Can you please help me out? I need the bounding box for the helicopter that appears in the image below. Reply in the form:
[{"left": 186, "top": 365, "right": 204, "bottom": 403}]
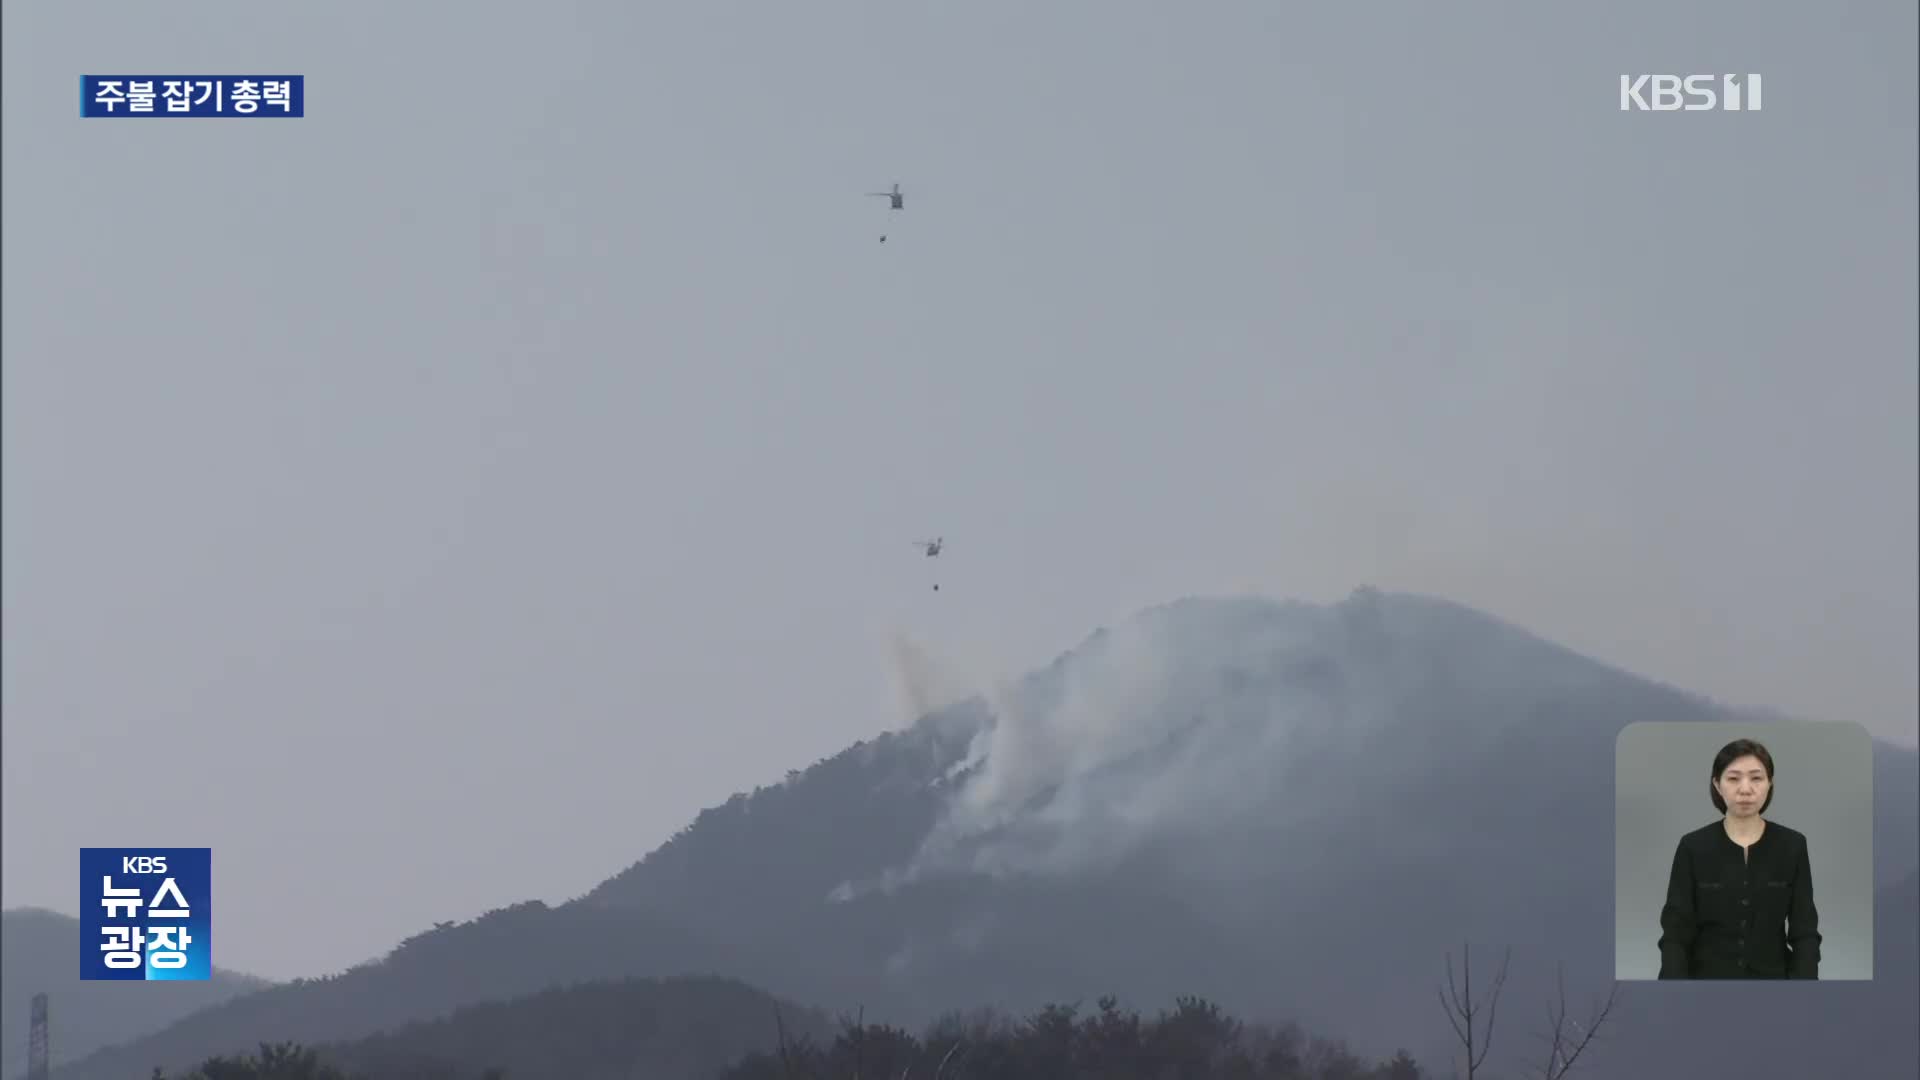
[
  {"left": 868, "top": 183, "right": 904, "bottom": 241},
  {"left": 913, "top": 536, "right": 944, "bottom": 590}
]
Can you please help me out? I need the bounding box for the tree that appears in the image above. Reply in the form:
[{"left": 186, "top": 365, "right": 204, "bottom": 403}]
[
  {"left": 1435, "top": 947, "right": 1622, "bottom": 1080},
  {"left": 1375, "top": 1048, "right": 1424, "bottom": 1080},
  {"left": 731, "top": 993, "right": 1424, "bottom": 1080},
  {"left": 157, "top": 1041, "right": 355, "bottom": 1080},
  {"left": 1531, "top": 964, "right": 1619, "bottom": 1080},
  {"left": 1436, "top": 944, "right": 1510, "bottom": 1080}
]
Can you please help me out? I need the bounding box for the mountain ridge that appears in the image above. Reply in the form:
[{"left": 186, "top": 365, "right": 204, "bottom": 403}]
[
  {"left": 43, "top": 587, "right": 1920, "bottom": 1080},
  {"left": 2, "top": 906, "right": 273, "bottom": 1080}
]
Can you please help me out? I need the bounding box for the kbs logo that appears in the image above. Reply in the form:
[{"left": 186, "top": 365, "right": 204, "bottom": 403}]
[
  {"left": 1619, "top": 74, "right": 1762, "bottom": 111},
  {"left": 80, "top": 848, "right": 212, "bottom": 981}
]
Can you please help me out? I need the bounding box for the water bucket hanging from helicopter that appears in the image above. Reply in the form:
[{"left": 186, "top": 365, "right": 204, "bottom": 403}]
[
  {"left": 867, "top": 182, "right": 904, "bottom": 242},
  {"left": 912, "top": 536, "right": 943, "bottom": 590}
]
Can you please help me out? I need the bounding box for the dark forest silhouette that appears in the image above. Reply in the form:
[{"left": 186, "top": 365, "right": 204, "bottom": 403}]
[
  {"left": 152, "top": 994, "right": 1430, "bottom": 1080},
  {"left": 142, "top": 946, "right": 1627, "bottom": 1080}
]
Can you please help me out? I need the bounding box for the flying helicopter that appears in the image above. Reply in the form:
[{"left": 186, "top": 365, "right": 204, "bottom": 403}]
[
  {"left": 913, "top": 536, "right": 944, "bottom": 590},
  {"left": 868, "top": 183, "right": 904, "bottom": 241}
]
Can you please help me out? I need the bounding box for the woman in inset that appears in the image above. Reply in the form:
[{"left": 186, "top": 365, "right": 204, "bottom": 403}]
[{"left": 1657, "top": 738, "right": 1821, "bottom": 978}]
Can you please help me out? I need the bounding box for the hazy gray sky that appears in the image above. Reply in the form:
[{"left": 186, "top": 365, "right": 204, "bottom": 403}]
[{"left": 4, "top": 0, "right": 1913, "bottom": 981}]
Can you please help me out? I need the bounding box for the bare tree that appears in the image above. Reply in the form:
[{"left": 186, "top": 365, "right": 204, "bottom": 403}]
[
  {"left": 847, "top": 1005, "right": 866, "bottom": 1080},
  {"left": 896, "top": 1038, "right": 963, "bottom": 1080},
  {"left": 1533, "top": 964, "right": 1621, "bottom": 1080},
  {"left": 1437, "top": 943, "right": 1511, "bottom": 1080},
  {"left": 1438, "top": 947, "right": 1627, "bottom": 1080},
  {"left": 933, "top": 1038, "right": 964, "bottom": 1079},
  {"left": 773, "top": 1003, "right": 807, "bottom": 1080}
]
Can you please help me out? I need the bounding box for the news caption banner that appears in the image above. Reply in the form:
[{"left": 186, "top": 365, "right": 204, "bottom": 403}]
[
  {"left": 79, "top": 848, "right": 212, "bottom": 981},
  {"left": 81, "top": 76, "right": 303, "bottom": 117}
]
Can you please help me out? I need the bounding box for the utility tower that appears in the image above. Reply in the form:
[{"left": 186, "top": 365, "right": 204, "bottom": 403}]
[{"left": 27, "top": 993, "right": 49, "bottom": 1080}]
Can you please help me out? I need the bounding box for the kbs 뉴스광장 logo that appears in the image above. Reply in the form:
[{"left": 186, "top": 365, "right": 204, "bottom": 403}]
[{"left": 79, "top": 848, "right": 212, "bottom": 980}]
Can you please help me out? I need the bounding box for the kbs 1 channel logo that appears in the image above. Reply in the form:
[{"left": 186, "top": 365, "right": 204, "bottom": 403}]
[
  {"left": 81, "top": 76, "right": 304, "bottom": 117},
  {"left": 79, "top": 848, "right": 212, "bottom": 981},
  {"left": 1619, "top": 73, "right": 1762, "bottom": 112}
]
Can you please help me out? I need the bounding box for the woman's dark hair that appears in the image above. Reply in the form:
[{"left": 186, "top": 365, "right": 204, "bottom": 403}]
[{"left": 1710, "top": 738, "right": 1775, "bottom": 813}]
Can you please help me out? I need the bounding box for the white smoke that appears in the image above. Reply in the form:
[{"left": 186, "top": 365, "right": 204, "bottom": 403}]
[
  {"left": 848, "top": 596, "right": 1390, "bottom": 897},
  {"left": 926, "top": 616, "right": 1192, "bottom": 873}
]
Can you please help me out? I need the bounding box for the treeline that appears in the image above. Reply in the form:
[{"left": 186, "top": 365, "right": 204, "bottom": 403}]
[
  {"left": 724, "top": 996, "right": 1428, "bottom": 1080},
  {"left": 147, "top": 996, "right": 1425, "bottom": 1080},
  {"left": 147, "top": 948, "right": 1617, "bottom": 1080},
  {"left": 143, "top": 975, "right": 834, "bottom": 1080}
]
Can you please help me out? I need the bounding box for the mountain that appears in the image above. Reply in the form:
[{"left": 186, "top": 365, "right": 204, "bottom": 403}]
[
  {"left": 581, "top": 589, "right": 1920, "bottom": 1071},
  {"left": 42, "top": 902, "right": 746, "bottom": 1080},
  {"left": 307, "top": 975, "right": 837, "bottom": 1080},
  {"left": 2, "top": 907, "right": 271, "bottom": 1078},
  {"left": 47, "top": 588, "right": 1920, "bottom": 1079}
]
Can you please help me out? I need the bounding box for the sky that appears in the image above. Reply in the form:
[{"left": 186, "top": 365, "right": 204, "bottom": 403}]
[{"left": 3, "top": 0, "right": 1914, "bottom": 982}]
